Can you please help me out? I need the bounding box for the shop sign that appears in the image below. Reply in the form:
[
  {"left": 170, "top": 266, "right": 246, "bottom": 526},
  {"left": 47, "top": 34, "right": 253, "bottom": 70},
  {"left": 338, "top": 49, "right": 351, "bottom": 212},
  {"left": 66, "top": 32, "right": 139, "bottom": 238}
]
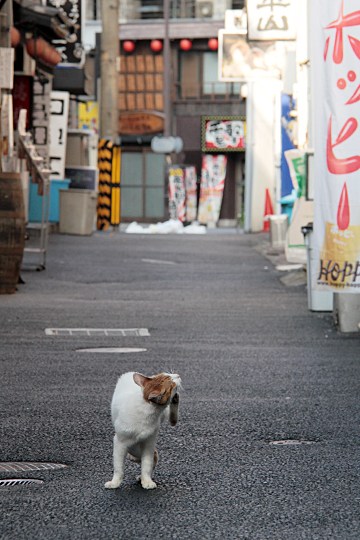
[
  {"left": 247, "top": 0, "right": 297, "bottom": 41},
  {"left": 202, "top": 116, "right": 246, "bottom": 152},
  {"left": 119, "top": 113, "right": 164, "bottom": 135}
]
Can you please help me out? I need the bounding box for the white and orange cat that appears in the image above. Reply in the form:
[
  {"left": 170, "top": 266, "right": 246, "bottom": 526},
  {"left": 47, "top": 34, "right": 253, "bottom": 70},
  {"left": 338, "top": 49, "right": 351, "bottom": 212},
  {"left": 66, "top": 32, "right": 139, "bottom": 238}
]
[{"left": 105, "top": 371, "right": 181, "bottom": 490}]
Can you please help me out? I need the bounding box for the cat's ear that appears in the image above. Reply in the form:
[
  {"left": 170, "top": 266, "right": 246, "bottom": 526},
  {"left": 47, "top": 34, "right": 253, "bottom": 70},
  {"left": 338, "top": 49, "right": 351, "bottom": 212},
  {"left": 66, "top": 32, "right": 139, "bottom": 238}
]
[{"left": 133, "top": 373, "right": 151, "bottom": 388}]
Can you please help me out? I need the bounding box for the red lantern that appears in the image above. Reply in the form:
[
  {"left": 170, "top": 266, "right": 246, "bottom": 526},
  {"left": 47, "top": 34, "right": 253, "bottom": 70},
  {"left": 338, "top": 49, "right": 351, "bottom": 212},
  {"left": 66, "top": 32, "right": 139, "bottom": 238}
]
[
  {"left": 10, "top": 27, "right": 21, "bottom": 48},
  {"left": 25, "top": 37, "right": 62, "bottom": 67},
  {"left": 208, "top": 38, "right": 218, "bottom": 51},
  {"left": 150, "top": 39, "right": 163, "bottom": 53},
  {"left": 179, "top": 39, "right": 192, "bottom": 52},
  {"left": 123, "top": 40, "right": 135, "bottom": 53}
]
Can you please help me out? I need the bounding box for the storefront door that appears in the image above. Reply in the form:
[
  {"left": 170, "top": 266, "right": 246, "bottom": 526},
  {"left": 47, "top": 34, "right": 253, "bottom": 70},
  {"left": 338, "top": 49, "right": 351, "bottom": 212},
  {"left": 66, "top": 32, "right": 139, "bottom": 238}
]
[{"left": 120, "top": 150, "right": 166, "bottom": 222}]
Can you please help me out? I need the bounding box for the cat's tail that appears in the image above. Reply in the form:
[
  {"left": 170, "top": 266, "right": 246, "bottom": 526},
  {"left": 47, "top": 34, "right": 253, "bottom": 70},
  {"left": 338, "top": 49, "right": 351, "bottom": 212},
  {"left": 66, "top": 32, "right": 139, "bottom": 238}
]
[{"left": 128, "top": 449, "right": 159, "bottom": 468}]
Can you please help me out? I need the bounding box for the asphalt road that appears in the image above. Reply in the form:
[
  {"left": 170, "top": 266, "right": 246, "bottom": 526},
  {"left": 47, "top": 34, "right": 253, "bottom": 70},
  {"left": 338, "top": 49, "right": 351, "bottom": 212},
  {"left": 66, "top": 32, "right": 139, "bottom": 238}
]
[{"left": 1, "top": 230, "right": 359, "bottom": 539}]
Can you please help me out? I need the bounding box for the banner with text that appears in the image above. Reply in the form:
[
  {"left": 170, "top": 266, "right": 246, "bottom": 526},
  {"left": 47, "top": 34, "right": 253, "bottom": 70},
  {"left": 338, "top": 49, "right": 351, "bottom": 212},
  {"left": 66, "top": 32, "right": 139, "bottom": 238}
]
[
  {"left": 311, "top": 0, "right": 360, "bottom": 292},
  {"left": 198, "top": 155, "right": 227, "bottom": 225}
]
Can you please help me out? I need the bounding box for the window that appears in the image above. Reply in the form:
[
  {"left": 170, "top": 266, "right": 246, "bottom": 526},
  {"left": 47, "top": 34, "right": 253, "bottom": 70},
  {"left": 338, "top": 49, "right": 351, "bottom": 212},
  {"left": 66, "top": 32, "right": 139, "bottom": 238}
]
[{"left": 179, "top": 50, "right": 240, "bottom": 99}]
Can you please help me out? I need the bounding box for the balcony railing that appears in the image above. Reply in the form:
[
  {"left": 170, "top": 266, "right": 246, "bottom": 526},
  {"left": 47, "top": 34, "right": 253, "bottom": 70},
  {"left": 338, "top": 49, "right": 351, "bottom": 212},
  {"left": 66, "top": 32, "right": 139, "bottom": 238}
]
[
  {"left": 175, "top": 80, "right": 241, "bottom": 101},
  {"left": 86, "top": 0, "right": 244, "bottom": 22}
]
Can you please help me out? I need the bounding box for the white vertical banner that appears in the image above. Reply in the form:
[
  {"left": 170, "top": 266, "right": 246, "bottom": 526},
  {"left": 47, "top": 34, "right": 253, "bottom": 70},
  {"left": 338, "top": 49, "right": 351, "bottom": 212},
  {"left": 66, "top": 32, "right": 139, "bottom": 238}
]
[
  {"left": 50, "top": 91, "right": 70, "bottom": 179},
  {"left": 311, "top": 0, "right": 360, "bottom": 293}
]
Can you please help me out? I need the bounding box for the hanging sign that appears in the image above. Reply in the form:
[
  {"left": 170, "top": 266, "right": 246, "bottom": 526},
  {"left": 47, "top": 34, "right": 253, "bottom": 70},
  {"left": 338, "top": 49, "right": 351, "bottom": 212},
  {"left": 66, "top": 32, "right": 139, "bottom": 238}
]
[{"left": 312, "top": 0, "right": 360, "bottom": 292}]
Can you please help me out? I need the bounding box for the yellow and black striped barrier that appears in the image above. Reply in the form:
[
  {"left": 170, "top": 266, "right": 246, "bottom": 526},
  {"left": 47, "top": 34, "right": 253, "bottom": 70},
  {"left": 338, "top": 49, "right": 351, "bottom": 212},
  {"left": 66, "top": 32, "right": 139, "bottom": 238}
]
[
  {"left": 110, "top": 145, "right": 121, "bottom": 227},
  {"left": 97, "top": 139, "right": 121, "bottom": 230}
]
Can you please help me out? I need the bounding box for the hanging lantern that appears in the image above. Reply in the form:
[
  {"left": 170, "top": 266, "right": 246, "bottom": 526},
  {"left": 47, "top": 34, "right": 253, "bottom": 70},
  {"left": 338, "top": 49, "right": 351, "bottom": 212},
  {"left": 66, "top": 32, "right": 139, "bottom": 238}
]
[
  {"left": 208, "top": 38, "right": 218, "bottom": 51},
  {"left": 123, "top": 40, "right": 135, "bottom": 53},
  {"left": 10, "top": 27, "right": 21, "bottom": 48},
  {"left": 25, "top": 37, "right": 62, "bottom": 67},
  {"left": 179, "top": 39, "right": 192, "bottom": 52},
  {"left": 150, "top": 39, "right": 163, "bottom": 53}
]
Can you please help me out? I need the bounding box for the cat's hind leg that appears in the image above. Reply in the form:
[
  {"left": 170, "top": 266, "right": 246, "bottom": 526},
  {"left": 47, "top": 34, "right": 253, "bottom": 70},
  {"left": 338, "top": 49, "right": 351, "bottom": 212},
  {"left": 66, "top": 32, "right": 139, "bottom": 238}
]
[
  {"left": 140, "top": 439, "right": 157, "bottom": 489},
  {"left": 105, "top": 434, "right": 127, "bottom": 489},
  {"left": 135, "top": 448, "right": 158, "bottom": 484}
]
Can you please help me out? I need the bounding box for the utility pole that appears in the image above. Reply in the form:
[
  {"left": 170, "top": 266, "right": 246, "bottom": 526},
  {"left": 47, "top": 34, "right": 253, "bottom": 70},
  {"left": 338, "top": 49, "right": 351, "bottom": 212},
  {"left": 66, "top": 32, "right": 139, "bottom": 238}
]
[
  {"left": 163, "top": 0, "right": 170, "bottom": 137},
  {"left": 100, "top": 0, "right": 119, "bottom": 141}
]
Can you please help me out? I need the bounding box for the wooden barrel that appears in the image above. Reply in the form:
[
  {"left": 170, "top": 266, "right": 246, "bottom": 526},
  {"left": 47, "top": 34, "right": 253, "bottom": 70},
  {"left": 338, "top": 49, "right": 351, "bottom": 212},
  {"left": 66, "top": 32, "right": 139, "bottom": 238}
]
[{"left": 0, "top": 172, "right": 26, "bottom": 294}]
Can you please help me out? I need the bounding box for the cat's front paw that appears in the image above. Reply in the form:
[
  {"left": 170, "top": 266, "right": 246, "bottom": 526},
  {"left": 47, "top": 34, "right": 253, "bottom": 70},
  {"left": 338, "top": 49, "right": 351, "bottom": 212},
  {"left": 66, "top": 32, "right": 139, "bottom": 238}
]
[
  {"left": 141, "top": 478, "right": 157, "bottom": 490},
  {"left": 104, "top": 479, "right": 122, "bottom": 489}
]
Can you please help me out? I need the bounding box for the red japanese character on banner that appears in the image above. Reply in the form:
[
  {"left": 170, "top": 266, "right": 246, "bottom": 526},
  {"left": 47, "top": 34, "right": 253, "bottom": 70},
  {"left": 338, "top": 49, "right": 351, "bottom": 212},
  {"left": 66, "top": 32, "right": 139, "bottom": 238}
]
[
  {"left": 324, "top": 1, "right": 360, "bottom": 179},
  {"left": 327, "top": 116, "right": 360, "bottom": 174},
  {"left": 324, "top": 1, "right": 360, "bottom": 64}
]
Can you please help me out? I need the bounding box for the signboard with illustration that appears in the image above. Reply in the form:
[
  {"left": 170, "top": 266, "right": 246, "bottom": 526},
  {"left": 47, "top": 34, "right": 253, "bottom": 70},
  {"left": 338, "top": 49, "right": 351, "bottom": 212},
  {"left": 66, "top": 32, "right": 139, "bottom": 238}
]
[
  {"left": 218, "top": 31, "right": 288, "bottom": 81},
  {"left": 202, "top": 116, "right": 246, "bottom": 152},
  {"left": 311, "top": 0, "right": 360, "bottom": 292}
]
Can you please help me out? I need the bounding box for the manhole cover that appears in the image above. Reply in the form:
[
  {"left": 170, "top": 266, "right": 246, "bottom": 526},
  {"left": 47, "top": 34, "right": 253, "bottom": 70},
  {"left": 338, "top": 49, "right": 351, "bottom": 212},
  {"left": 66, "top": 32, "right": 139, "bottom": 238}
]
[
  {"left": 0, "top": 462, "right": 67, "bottom": 473},
  {"left": 269, "top": 439, "right": 315, "bottom": 446},
  {"left": 45, "top": 328, "right": 150, "bottom": 337},
  {"left": 0, "top": 479, "right": 44, "bottom": 487},
  {"left": 77, "top": 347, "right": 147, "bottom": 353}
]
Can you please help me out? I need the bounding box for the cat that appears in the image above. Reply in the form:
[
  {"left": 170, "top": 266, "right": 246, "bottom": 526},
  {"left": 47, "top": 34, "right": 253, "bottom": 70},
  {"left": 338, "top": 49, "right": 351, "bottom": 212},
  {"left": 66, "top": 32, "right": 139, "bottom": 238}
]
[{"left": 105, "top": 371, "right": 181, "bottom": 490}]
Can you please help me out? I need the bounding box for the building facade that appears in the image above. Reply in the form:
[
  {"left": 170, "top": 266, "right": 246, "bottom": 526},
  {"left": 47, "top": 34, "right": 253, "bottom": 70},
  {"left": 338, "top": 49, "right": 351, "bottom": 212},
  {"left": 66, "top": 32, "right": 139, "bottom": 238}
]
[{"left": 84, "top": 0, "right": 246, "bottom": 224}]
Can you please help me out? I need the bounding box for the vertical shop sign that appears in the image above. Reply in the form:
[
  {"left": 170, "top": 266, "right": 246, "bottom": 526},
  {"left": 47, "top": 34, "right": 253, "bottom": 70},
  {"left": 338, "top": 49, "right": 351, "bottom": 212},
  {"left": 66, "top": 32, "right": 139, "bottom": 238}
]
[
  {"left": 46, "top": 0, "right": 84, "bottom": 66},
  {"left": 312, "top": 0, "right": 360, "bottom": 292},
  {"left": 184, "top": 166, "right": 198, "bottom": 222},
  {"left": 49, "top": 91, "right": 69, "bottom": 179},
  {"left": 198, "top": 155, "right": 227, "bottom": 225},
  {"left": 247, "top": 0, "right": 297, "bottom": 41},
  {"left": 32, "top": 76, "right": 52, "bottom": 162},
  {"left": 168, "top": 167, "right": 186, "bottom": 222}
]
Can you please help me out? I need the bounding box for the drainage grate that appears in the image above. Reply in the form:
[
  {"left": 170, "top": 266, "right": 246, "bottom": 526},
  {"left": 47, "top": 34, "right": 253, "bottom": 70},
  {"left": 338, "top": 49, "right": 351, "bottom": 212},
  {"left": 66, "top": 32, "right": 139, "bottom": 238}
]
[
  {"left": 0, "top": 479, "right": 44, "bottom": 487},
  {"left": 45, "top": 328, "right": 150, "bottom": 337},
  {"left": 269, "top": 439, "right": 315, "bottom": 446},
  {"left": 0, "top": 462, "right": 67, "bottom": 473}
]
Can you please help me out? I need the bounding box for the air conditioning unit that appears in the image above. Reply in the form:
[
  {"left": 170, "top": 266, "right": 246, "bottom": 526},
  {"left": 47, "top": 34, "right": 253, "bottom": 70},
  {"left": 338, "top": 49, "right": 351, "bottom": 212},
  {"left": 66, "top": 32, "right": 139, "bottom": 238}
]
[
  {"left": 195, "top": 0, "right": 231, "bottom": 19},
  {"left": 196, "top": 0, "right": 213, "bottom": 18}
]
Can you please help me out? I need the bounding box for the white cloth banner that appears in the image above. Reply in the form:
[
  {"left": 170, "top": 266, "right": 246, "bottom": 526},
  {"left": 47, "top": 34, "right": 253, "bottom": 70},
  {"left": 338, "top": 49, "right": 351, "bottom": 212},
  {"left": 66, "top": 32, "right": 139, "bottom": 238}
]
[{"left": 311, "top": 0, "right": 360, "bottom": 292}]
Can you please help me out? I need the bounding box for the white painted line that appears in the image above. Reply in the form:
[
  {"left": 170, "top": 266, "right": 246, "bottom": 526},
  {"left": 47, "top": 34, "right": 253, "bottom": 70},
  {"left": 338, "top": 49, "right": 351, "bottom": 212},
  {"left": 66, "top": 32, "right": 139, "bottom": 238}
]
[
  {"left": 142, "top": 258, "right": 177, "bottom": 265},
  {"left": 45, "top": 328, "right": 150, "bottom": 337},
  {"left": 76, "top": 348, "right": 147, "bottom": 354}
]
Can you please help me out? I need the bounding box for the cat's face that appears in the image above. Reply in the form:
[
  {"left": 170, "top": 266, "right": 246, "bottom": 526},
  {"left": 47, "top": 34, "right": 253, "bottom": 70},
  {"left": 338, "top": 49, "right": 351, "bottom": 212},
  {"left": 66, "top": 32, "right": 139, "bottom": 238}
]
[{"left": 133, "top": 372, "right": 181, "bottom": 406}]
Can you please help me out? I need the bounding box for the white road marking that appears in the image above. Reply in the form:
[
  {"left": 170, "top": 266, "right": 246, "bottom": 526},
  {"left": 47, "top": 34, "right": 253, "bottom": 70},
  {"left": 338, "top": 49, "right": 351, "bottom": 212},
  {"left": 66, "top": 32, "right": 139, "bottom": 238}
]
[
  {"left": 76, "top": 348, "right": 147, "bottom": 353},
  {"left": 142, "top": 258, "right": 177, "bottom": 265}
]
